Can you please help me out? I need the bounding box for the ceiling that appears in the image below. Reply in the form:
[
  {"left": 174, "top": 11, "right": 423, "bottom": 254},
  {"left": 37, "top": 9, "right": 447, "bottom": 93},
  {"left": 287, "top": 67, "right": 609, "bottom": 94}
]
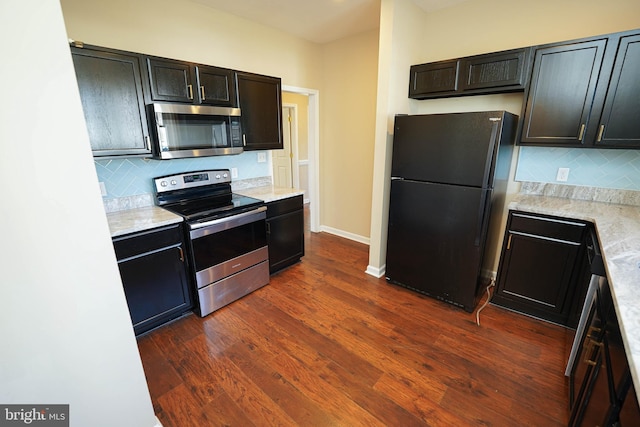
[{"left": 191, "top": 0, "right": 472, "bottom": 44}]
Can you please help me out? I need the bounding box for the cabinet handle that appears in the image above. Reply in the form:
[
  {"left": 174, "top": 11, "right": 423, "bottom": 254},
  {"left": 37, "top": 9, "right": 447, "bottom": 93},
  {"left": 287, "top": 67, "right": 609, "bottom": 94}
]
[
  {"left": 596, "top": 124, "right": 605, "bottom": 142},
  {"left": 578, "top": 124, "right": 586, "bottom": 141},
  {"left": 144, "top": 136, "right": 150, "bottom": 151},
  {"left": 242, "top": 134, "right": 247, "bottom": 147},
  {"left": 178, "top": 246, "right": 184, "bottom": 262},
  {"left": 200, "top": 85, "right": 206, "bottom": 101},
  {"left": 266, "top": 222, "right": 271, "bottom": 235},
  {"left": 187, "top": 84, "right": 194, "bottom": 100},
  {"left": 583, "top": 338, "right": 603, "bottom": 366},
  {"left": 506, "top": 234, "right": 512, "bottom": 250}
]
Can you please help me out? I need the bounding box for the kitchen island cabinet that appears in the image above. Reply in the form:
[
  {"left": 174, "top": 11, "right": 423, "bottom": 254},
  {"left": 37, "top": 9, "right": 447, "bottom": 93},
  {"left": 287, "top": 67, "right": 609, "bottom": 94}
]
[
  {"left": 237, "top": 72, "right": 284, "bottom": 150},
  {"left": 146, "top": 57, "right": 237, "bottom": 107},
  {"left": 493, "top": 211, "right": 589, "bottom": 327},
  {"left": 520, "top": 29, "right": 640, "bottom": 148},
  {"left": 71, "top": 43, "right": 151, "bottom": 157},
  {"left": 112, "top": 222, "right": 193, "bottom": 336}
]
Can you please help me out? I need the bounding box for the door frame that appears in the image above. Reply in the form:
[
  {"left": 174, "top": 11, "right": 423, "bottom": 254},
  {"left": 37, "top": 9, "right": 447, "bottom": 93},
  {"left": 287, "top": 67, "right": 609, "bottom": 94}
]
[
  {"left": 274, "top": 103, "right": 298, "bottom": 188},
  {"left": 282, "top": 84, "right": 319, "bottom": 233}
]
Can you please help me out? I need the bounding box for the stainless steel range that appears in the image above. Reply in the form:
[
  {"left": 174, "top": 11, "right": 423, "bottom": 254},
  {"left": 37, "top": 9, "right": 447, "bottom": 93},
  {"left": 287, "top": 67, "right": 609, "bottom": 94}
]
[{"left": 154, "top": 169, "right": 269, "bottom": 317}]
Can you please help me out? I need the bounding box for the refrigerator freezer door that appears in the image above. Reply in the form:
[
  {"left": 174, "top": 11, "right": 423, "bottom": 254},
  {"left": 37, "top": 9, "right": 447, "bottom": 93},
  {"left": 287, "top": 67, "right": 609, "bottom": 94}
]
[
  {"left": 385, "top": 179, "right": 490, "bottom": 311},
  {"left": 391, "top": 111, "right": 503, "bottom": 188}
]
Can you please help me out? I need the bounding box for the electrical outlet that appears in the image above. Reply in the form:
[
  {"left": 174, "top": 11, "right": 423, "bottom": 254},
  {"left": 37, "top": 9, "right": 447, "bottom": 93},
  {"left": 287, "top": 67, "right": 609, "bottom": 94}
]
[
  {"left": 99, "top": 181, "right": 107, "bottom": 197},
  {"left": 556, "top": 167, "right": 570, "bottom": 182},
  {"left": 257, "top": 152, "right": 266, "bottom": 163},
  {"left": 231, "top": 168, "right": 238, "bottom": 179}
]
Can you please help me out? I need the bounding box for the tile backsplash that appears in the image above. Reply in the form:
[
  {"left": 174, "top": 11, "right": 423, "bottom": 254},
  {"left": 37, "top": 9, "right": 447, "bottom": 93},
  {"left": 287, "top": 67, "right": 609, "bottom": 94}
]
[
  {"left": 95, "top": 152, "right": 270, "bottom": 199},
  {"left": 515, "top": 146, "right": 640, "bottom": 190}
]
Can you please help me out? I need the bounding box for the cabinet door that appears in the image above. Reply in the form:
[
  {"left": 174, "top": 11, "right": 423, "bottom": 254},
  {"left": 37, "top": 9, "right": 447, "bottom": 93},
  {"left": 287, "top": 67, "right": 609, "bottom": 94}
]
[
  {"left": 520, "top": 38, "right": 607, "bottom": 146},
  {"left": 71, "top": 47, "right": 150, "bottom": 157},
  {"left": 114, "top": 224, "right": 193, "bottom": 336},
  {"left": 196, "top": 65, "right": 236, "bottom": 106},
  {"left": 569, "top": 293, "right": 611, "bottom": 426},
  {"left": 267, "top": 196, "right": 304, "bottom": 273},
  {"left": 595, "top": 33, "right": 640, "bottom": 148},
  {"left": 147, "top": 57, "right": 196, "bottom": 103},
  {"left": 460, "top": 48, "right": 530, "bottom": 92},
  {"left": 408, "top": 60, "right": 459, "bottom": 98},
  {"left": 237, "top": 72, "right": 283, "bottom": 150},
  {"left": 493, "top": 212, "right": 587, "bottom": 325},
  {"left": 118, "top": 244, "right": 191, "bottom": 335}
]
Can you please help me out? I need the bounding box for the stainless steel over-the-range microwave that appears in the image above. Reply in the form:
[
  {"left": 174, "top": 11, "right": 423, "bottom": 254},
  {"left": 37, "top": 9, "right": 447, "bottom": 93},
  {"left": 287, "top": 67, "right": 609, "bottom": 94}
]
[{"left": 150, "top": 103, "right": 243, "bottom": 159}]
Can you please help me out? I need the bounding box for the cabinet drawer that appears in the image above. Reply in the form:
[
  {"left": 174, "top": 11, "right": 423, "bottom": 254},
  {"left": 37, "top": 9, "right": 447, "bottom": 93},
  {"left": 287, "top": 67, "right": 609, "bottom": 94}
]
[
  {"left": 113, "top": 223, "right": 184, "bottom": 260},
  {"left": 509, "top": 211, "right": 587, "bottom": 243},
  {"left": 266, "top": 195, "right": 303, "bottom": 218}
]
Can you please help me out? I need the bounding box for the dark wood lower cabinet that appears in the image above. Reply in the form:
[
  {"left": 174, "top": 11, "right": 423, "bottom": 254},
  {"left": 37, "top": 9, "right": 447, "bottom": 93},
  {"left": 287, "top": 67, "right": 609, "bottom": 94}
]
[
  {"left": 569, "top": 277, "right": 640, "bottom": 426},
  {"left": 493, "top": 211, "right": 589, "bottom": 327},
  {"left": 266, "top": 195, "right": 304, "bottom": 273},
  {"left": 113, "top": 223, "right": 193, "bottom": 335}
]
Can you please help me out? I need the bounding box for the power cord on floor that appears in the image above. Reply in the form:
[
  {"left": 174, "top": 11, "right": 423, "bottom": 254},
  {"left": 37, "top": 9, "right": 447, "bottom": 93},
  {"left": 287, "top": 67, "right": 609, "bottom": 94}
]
[{"left": 475, "top": 278, "right": 496, "bottom": 326}]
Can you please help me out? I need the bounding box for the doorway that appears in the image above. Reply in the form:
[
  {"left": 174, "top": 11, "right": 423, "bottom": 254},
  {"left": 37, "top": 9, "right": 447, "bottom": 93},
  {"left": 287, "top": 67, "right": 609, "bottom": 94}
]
[
  {"left": 281, "top": 85, "right": 319, "bottom": 233},
  {"left": 272, "top": 105, "right": 295, "bottom": 188}
]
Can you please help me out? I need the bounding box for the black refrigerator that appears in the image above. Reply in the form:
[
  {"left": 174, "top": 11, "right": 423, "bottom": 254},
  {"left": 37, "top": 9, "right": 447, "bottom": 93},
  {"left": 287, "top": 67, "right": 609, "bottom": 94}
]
[{"left": 385, "top": 111, "right": 517, "bottom": 312}]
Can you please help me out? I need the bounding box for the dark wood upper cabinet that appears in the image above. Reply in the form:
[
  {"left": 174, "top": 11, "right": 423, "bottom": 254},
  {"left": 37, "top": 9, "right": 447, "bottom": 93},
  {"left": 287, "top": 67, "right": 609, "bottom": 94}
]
[
  {"left": 409, "top": 59, "right": 459, "bottom": 98},
  {"left": 459, "top": 48, "right": 531, "bottom": 91},
  {"left": 595, "top": 33, "right": 640, "bottom": 148},
  {"left": 196, "top": 65, "right": 236, "bottom": 107},
  {"left": 237, "top": 72, "right": 283, "bottom": 150},
  {"left": 147, "top": 57, "right": 237, "bottom": 107},
  {"left": 71, "top": 45, "right": 151, "bottom": 157},
  {"left": 520, "top": 29, "right": 640, "bottom": 148},
  {"left": 409, "top": 48, "right": 531, "bottom": 99},
  {"left": 520, "top": 37, "right": 608, "bottom": 147}
]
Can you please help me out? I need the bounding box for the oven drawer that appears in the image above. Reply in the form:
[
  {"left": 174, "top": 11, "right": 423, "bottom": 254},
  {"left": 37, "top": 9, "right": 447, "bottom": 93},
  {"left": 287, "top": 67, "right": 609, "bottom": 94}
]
[
  {"left": 195, "top": 246, "right": 269, "bottom": 288},
  {"left": 197, "top": 260, "right": 269, "bottom": 315}
]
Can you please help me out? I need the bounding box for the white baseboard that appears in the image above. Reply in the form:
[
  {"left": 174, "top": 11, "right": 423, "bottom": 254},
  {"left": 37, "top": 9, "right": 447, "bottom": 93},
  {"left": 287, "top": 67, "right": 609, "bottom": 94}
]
[
  {"left": 319, "top": 225, "right": 370, "bottom": 245},
  {"left": 365, "top": 264, "right": 385, "bottom": 278}
]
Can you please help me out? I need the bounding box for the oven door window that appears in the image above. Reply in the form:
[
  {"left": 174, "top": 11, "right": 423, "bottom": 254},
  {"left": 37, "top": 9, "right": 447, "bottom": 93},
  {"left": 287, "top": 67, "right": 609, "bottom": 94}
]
[
  {"left": 191, "top": 219, "right": 267, "bottom": 271},
  {"left": 158, "top": 113, "right": 230, "bottom": 151}
]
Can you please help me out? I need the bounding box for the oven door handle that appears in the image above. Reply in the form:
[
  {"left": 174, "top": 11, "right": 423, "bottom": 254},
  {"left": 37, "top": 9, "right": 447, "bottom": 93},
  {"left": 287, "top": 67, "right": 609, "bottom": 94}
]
[{"left": 189, "top": 206, "right": 267, "bottom": 238}]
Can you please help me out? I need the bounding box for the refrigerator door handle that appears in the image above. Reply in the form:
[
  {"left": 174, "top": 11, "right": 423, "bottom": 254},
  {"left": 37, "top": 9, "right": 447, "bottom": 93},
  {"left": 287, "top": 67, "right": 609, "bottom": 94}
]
[
  {"left": 474, "top": 189, "right": 491, "bottom": 246},
  {"left": 391, "top": 176, "right": 404, "bottom": 181},
  {"left": 481, "top": 117, "right": 502, "bottom": 188}
]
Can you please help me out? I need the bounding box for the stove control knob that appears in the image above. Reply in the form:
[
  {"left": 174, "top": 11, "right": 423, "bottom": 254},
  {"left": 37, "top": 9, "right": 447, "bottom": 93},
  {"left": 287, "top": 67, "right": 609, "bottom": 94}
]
[
  {"left": 223, "top": 173, "right": 228, "bottom": 178},
  {"left": 170, "top": 180, "right": 177, "bottom": 186},
  {"left": 160, "top": 181, "right": 167, "bottom": 187},
  {"left": 215, "top": 174, "right": 221, "bottom": 179}
]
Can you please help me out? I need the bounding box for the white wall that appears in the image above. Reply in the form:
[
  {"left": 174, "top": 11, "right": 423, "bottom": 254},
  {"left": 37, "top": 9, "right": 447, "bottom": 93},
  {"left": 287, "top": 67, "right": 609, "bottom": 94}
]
[{"left": 0, "top": 1, "right": 157, "bottom": 426}]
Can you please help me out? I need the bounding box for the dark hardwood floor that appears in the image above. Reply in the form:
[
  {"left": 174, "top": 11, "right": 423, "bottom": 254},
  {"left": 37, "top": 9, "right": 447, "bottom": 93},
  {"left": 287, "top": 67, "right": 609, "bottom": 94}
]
[{"left": 137, "top": 206, "right": 573, "bottom": 426}]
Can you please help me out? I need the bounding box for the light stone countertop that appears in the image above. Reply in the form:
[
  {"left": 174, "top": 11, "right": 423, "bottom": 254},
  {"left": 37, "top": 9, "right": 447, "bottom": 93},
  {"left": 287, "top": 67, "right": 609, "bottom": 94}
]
[
  {"left": 235, "top": 185, "right": 305, "bottom": 203},
  {"left": 106, "top": 206, "right": 183, "bottom": 238},
  {"left": 509, "top": 194, "right": 640, "bottom": 396}
]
